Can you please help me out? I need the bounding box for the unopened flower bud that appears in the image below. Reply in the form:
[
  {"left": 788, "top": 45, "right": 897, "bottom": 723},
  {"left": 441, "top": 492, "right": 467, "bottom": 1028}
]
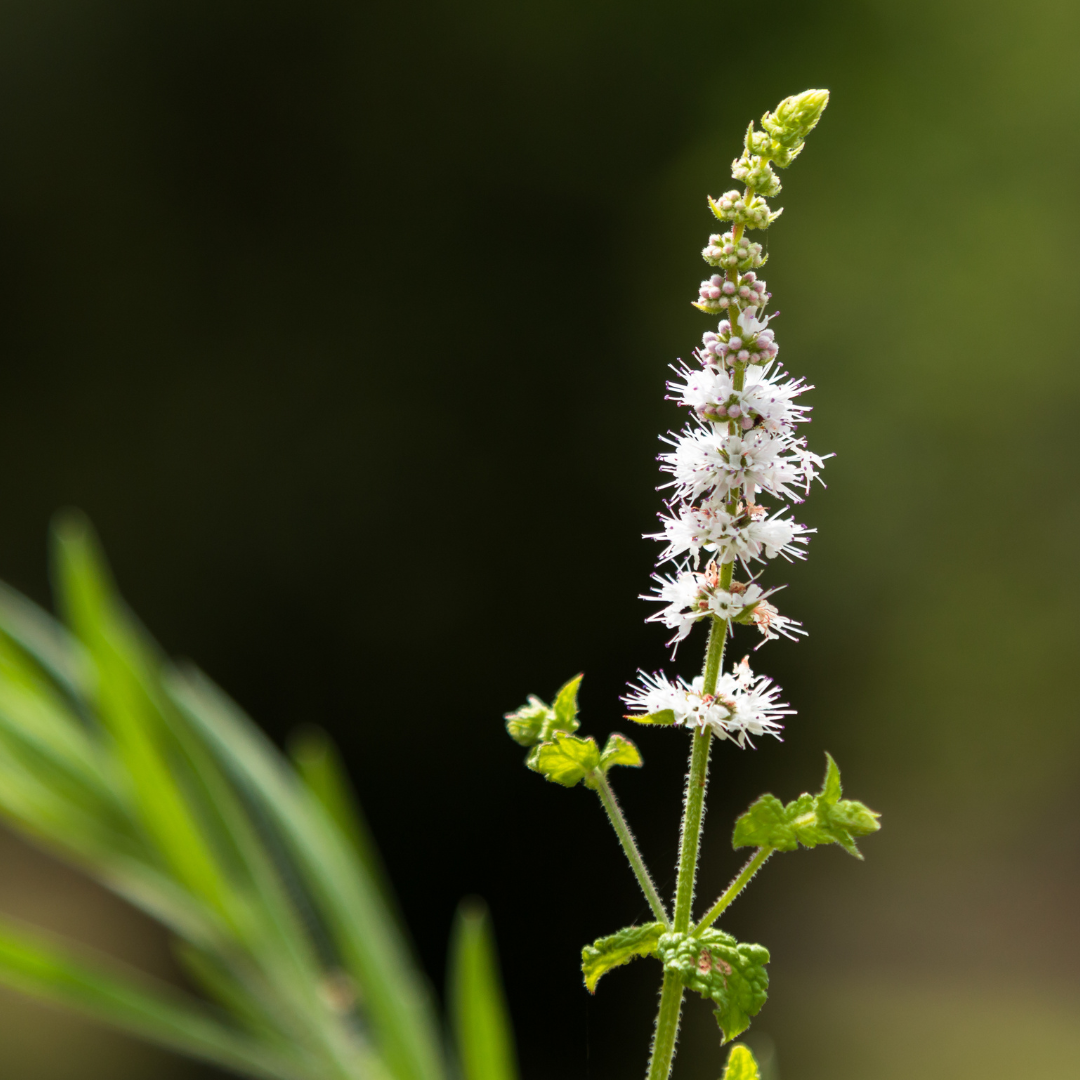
[{"left": 760, "top": 89, "right": 829, "bottom": 152}]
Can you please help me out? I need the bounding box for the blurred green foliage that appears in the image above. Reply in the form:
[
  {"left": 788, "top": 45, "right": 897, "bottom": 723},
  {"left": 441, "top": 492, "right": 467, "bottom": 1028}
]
[{"left": 0, "top": 516, "right": 520, "bottom": 1080}]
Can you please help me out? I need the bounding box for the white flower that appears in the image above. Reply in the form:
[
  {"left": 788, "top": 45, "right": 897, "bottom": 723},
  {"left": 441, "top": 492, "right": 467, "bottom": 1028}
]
[
  {"left": 736, "top": 307, "right": 772, "bottom": 337},
  {"left": 650, "top": 502, "right": 741, "bottom": 566},
  {"left": 622, "top": 659, "right": 793, "bottom": 747},
  {"left": 660, "top": 425, "right": 824, "bottom": 504},
  {"left": 735, "top": 588, "right": 806, "bottom": 646},
  {"left": 742, "top": 507, "right": 814, "bottom": 562},
  {"left": 644, "top": 571, "right": 805, "bottom": 649},
  {"left": 650, "top": 500, "right": 813, "bottom": 567},
  {"left": 644, "top": 570, "right": 709, "bottom": 644},
  {"left": 669, "top": 361, "right": 811, "bottom": 434}
]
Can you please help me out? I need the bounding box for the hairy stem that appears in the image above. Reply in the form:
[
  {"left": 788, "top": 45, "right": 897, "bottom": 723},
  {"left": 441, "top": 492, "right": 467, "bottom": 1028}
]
[
  {"left": 591, "top": 771, "right": 669, "bottom": 926},
  {"left": 645, "top": 616, "right": 730, "bottom": 1080},
  {"left": 646, "top": 971, "right": 684, "bottom": 1080},
  {"left": 694, "top": 846, "right": 774, "bottom": 934}
]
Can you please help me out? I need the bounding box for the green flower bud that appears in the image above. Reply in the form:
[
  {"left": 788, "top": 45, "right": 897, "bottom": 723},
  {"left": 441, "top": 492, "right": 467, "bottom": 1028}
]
[
  {"left": 760, "top": 88, "right": 829, "bottom": 149},
  {"left": 731, "top": 155, "right": 781, "bottom": 197},
  {"left": 707, "top": 190, "right": 781, "bottom": 231},
  {"left": 701, "top": 230, "right": 766, "bottom": 272}
]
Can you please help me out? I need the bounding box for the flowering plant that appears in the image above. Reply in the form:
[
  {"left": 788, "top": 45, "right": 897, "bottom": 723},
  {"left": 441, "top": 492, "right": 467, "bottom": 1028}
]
[{"left": 505, "top": 89, "right": 881, "bottom": 1080}]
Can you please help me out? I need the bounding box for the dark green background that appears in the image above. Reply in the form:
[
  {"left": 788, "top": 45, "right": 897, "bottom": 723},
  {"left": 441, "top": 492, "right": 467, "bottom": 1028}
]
[{"left": 0, "top": 0, "right": 1078, "bottom": 1077}]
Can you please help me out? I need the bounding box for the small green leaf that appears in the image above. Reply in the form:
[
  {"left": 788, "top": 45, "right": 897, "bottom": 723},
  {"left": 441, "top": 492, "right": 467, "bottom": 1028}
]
[
  {"left": 722, "top": 1044, "right": 760, "bottom": 1080},
  {"left": 821, "top": 752, "right": 842, "bottom": 803},
  {"left": 505, "top": 675, "right": 583, "bottom": 748},
  {"left": 658, "top": 929, "right": 769, "bottom": 1044},
  {"left": 504, "top": 697, "right": 553, "bottom": 747},
  {"left": 732, "top": 754, "right": 881, "bottom": 859},
  {"left": 552, "top": 674, "right": 583, "bottom": 731},
  {"left": 581, "top": 923, "right": 663, "bottom": 994},
  {"left": 448, "top": 898, "right": 519, "bottom": 1080},
  {"left": 731, "top": 795, "right": 799, "bottom": 852},
  {"left": 599, "top": 733, "right": 642, "bottom": 774},
  {"left": 625, "top": 709, "right": 676, "bottom": 726},
  {"left": 532, "top": 734, "right": 600, "bottom": 787}
]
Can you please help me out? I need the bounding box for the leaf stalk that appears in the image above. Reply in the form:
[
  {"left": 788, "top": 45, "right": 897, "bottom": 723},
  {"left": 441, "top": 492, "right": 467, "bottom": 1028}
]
[
  {"left": 694, "top": 846, "right": 774, "bottom": 935},
  {"left": 590, "top": 771, "right": 670, "bottom": 926}
]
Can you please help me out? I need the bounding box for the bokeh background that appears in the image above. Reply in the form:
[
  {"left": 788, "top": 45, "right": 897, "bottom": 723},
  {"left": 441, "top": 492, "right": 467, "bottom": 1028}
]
[{"left": 0, "top": 0, "right": 1078, "bottom": 1076}]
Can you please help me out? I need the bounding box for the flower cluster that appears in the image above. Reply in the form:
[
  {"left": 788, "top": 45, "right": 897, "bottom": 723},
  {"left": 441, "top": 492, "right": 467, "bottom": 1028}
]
[
  {"left": 699, "top": 308, "right": 779, "bottom": 367},
  {"left": 702, "top": 230, "right": 765, "bottom": 273},
  {"left": 623, "top": 660, "right": 793, "bottom": 747},
  {"left": 693, "top": 271, "right": 768, "bottom": 316},
  {"left": 643, "top": 563, "right": 804, "bottom": 649},
  {"left": 707, "top": 191, "right": 779, "bottom": 230},
  {"left": 632, "top": 89, "right": 831, "bottom": 748}
]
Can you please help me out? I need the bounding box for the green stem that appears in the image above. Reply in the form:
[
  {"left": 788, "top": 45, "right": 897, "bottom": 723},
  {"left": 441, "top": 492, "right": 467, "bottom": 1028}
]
[
  {"left": 591, "top": 771, "right": 669, "bottom": 926},
  {"left": 646, "top": 617, "right": 730, "bottom": 1080},
  {"left": 646, "top": 226, "right": 750, "bottom": 1080},
  {"left": 693, "top": 846, "right": 774, "bottom": 934},
  {"left": 646, "top": 971, "right": 684, "bottom": 1080}
]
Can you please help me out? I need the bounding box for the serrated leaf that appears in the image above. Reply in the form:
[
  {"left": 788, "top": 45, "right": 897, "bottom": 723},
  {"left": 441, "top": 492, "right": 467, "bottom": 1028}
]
[
  {"left": 504, "top": 697, "right": 553, "bottom": 748},
  {"left": 722, "top": 1044, "right": 759, "bottom": 1080},
  {"left": 599, "top": 733, "right": 642, "bottom": 774},
  {"left": 732, "top": 754, "right": 881, "bottom": 858},
  {"left": 581, "top": 923, "right": 663, "bottom": 993},
  {"left": 624, "top": 709, "right": 676, "bottom": 726},
  {"left": 731, "top": 795, "right": 799, "bottom": 852},
  {"left": 658, "top": 929, "right": 769, "bottom": 1044},
  {"left": 505, "top": 675, "right": 582, "bottom": 749},
  {"left": 821, "top": 752, "right": 842, "bottom": 803},
  {"left": 552, "top": 674, "right": 583, "bottom": 732},
  {"left": 532, "top": 734, "right": 600, "bottom": 788}
]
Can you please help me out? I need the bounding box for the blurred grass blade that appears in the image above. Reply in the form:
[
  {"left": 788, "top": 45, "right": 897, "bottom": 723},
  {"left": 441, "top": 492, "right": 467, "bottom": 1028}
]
[
  {"left": 0, "top": 579, "right": 90, "bottom": 701},
  {"left": 448, "top": 899, "right": 518, "bottom": 1080},
  {"left": 168, "top": 666, "right": 446, "bottom": 1080},
  {"left": 0, "top": 913, "right": 306, "bottom": 1080},
  {"left": 50, "top": 514, "right": 231, "bottom": 914},
  {"left": 289, "top": 726, "right": 397, "bottom": 917}
]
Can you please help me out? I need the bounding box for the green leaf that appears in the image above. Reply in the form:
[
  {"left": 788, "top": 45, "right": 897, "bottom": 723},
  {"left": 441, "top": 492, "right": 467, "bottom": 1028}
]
[
  {"left": 552, "top": 674, "right": 583, "bottom": 731},
  {"left": 731, "top": 795, "right": 799, "bottom": 852},
  {"left": 624, "top": 708, "right": 676, "bottom": 726},
  {"left": 658, "top": 929, "right": 769, "bottom": 1044},
  {"left": 0, "top": 912, "right": 303, "bottom": 1080},
  {"left": 504, "top": 697, "right": 554, "bottom": 747},
  {"left": 599, "top": 733, "right": 642, "bottom": 774},
  {"left": 581, "top": 923, "right": 664, "bottom": 994},
  {"left": 50, "top": 514, "right": 231, "bottom": 912},
  {"left": 732, "top": 754, "right": 881, "bottom": 859},
  {"left": 290, "top": 725, "right": 400, "bottom": 922},
  {"left": 448, "top": 899, "right": 518, "bottom": 1080},
  {"left": 722, "top": 1044, "right": 760, "bottom": 1080},
  {"left": 504, "top": 675, "right": 583, "bottom": 748},
  {"left": 531, "top": 733, "right": 600, "bottom": 787}
]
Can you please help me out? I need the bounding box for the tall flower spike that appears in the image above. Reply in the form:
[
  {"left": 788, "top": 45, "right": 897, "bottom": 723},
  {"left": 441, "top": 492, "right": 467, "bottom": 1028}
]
[{"left": 507, "top": 90, "right": 879, "bottom": 1080}]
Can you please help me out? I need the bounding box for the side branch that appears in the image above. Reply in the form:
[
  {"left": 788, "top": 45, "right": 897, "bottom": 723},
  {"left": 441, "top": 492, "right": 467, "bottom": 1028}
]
[
  {"left": 694, "top": 846, "right": 774, "bottom": 934},
  {"left": 591, "top": 771, "right": 670, "bottom": 926}
]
